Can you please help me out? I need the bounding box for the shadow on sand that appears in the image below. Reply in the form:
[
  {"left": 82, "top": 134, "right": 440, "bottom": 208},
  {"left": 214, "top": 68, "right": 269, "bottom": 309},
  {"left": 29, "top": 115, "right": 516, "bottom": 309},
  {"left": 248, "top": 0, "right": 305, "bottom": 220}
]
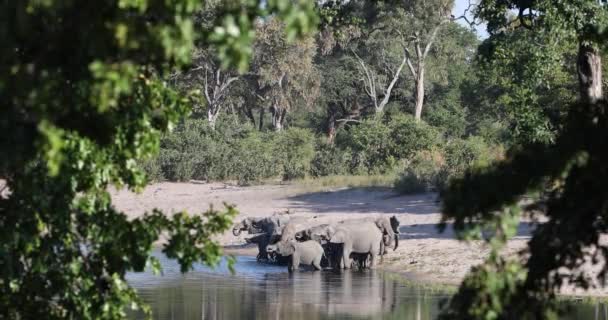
[
  {"left": 398, "top": 222, "right": 535, "bottom": 240},
  {"left": 286, "top": 188, "right": 440, "bottom": 215}
]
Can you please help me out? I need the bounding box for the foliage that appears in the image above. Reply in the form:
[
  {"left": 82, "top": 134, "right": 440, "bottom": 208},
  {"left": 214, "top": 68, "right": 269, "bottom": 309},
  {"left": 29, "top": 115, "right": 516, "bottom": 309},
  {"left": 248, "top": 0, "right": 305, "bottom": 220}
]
[
  {"left": 0, "top": 0, "right": 318, "bottom": 318},
  {"left": 394, "top": 149, "right": 446, "bottom": 194},
  {"left": 443, "top": 137, "right": 495, "bottom": 178},
  {"left": 274, "top": 128, "right": 316, "bottom": 180},
  {"left": 393, "top": 137, "right": 497, "bottom": 195},
  {"left": 388, "top": 114, "right": 442, "bottom": 160},
  {"left": 310, "top": 143, "right": 351, "bottom": 177},
  {"left": 335, "top": 119, "right": 395, "bottom": 173},
  {"left": 438, "top": 1, "right": 608, "bottom": 319},
  {"left": 153, "top": 118, "right": 317, "bottom": 184}
]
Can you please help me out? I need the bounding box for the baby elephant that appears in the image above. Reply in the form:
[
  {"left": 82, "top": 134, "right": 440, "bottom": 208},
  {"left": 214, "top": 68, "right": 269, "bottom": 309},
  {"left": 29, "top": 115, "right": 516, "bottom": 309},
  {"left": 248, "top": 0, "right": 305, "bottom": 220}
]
[{"left": 267, "top": 240, "right": 324, "bottom": 272}]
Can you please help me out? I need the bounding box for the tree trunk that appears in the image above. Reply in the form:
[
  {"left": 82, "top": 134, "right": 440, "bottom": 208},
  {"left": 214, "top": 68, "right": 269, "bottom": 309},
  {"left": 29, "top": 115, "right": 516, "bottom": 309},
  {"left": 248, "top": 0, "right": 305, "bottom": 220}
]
[
  {"left": 258, "top": 107, "right": 265, "bottom": 131},
  {"left": 245, "top": 107, "right": 256, "bottom": 127},
  {"left": 207, "top": 108, "right": 218, "bottom": 129},
  {"left": 270, "top": 106, "right": 286, "bottom": 131},
  {"left": 577, "top": 43, "right": 603, "bottom": 103},
  {"left": 327, "top": 111, "right": 337, "bottom": 144},
  {"left": 414, "top": 66, "right": 425, "bottom": 121}
]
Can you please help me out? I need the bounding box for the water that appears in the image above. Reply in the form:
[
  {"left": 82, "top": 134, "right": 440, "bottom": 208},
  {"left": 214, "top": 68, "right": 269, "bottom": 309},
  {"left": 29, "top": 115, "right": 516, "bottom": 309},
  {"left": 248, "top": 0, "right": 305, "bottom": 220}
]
[{"left": 127, "top": 251, "right": 605, "bottom": 320}]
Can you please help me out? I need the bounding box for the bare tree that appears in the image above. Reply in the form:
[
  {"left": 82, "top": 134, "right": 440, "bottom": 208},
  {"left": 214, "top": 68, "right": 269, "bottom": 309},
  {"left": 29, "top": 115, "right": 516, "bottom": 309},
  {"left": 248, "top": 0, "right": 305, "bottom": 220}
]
[
  {"left": 381, "top": 0, "right": 453, "bottom": 121},
  {"left": 352, "top": 48, "right": 408, "bottom": 114},
  {"left": 402, "top": 23, "right": 446, "bottom": 121},
  {"left": 177, "top": 49, "right": 239, "bottom": 129}
]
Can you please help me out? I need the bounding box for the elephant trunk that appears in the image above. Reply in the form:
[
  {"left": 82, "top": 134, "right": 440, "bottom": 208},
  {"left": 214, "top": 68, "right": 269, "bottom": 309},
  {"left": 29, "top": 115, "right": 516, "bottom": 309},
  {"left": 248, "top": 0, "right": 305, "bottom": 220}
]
[
  {"left": 232, "top": 228, "right": 242, "bottom": 236},
  {"left": 393, "top": 233, "right": 399, "bottom": 251}
]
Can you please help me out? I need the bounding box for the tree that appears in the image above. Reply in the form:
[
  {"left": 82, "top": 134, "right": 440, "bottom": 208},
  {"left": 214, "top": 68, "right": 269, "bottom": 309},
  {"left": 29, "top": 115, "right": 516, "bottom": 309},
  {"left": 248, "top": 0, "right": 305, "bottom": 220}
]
[
  {"left": 438, "top": 1, "right": 608, "bottom": 318},
  {"left": 0, "top": 0, "right": 317, "bottom": 319},
  {"left": 351, "top": 30, "right": 408, "bottom": 115},
  {"left": 176, "top": 47, "right": 240, "bottom": 129},
  {"left": 251, "top": 18, "right": 320, "bottom": 131},
  {"left": 382, "top": 0, "right": 454, "bottom": 121}
]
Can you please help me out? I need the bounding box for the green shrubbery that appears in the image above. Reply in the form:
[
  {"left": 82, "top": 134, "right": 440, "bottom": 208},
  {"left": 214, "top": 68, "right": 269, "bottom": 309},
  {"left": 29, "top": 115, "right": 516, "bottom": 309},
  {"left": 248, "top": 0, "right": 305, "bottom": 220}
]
[
  {"left": 147, "top": 114, "right": 500, "bottom": 190},
  {"left": 393, "top": 136, "right": 501, "bottom": 194},
  {"left": 149, "top": 117, "right": 317, "bottom": 184}
]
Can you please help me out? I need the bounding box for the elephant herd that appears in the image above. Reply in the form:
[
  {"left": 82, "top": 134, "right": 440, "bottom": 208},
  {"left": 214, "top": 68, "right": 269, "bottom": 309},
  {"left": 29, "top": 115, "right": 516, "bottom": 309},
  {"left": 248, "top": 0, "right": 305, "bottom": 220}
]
[{"left": 232, "top": 214, "right": 400, "bottom": 272}]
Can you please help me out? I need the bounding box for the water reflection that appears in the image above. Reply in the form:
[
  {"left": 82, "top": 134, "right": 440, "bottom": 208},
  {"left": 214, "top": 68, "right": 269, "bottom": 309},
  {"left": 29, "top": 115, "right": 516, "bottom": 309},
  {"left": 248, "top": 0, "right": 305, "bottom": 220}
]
[{"left": 126, "top": 252, "right": 600, "bottom": 320}]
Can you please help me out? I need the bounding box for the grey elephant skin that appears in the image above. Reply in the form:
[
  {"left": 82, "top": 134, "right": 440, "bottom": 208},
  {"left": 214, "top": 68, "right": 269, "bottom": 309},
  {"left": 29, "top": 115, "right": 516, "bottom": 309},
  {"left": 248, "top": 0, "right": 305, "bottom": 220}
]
[
  {"left": 233, "top": 215, "right": 290, "bottom": 261},
  {"left": 232, "top": 215, "right": 290, "bottom": 237},
  {"left": 337, "top": 216, "right": 399, "bottom": 256},
  {"left": 330, "top": 222, "right": 383, "bottom": 269},
  {"left": 267, "top": 240, "right": 324, "bottom": 272}
]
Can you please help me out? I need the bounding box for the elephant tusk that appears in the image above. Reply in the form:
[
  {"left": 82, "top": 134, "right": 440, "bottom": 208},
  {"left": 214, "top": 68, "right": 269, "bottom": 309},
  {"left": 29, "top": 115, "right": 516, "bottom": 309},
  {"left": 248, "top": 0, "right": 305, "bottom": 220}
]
[
  {"left": 393, "top": 233, "right": 399, "bottom": 251},
  {"left": 232, "top": 228, "right": 242, "bottom": 236}
]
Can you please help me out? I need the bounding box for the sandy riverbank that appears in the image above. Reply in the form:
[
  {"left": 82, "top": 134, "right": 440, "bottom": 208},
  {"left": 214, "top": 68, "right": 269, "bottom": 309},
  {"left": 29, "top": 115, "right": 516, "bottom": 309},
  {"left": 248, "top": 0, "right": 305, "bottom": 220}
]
[{"left": 110, "top": 181, "right": 607, "bottom": 297}]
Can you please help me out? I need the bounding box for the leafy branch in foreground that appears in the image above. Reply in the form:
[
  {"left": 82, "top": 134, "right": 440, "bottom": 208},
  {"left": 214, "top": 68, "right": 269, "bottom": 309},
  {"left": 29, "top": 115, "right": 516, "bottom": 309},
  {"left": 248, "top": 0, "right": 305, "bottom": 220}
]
[
  {"left": 439, "top": 1, "right": 608, "bottom": 319},
  {"left": 0, "top": 0, "right": 316, "bottom": 319}
]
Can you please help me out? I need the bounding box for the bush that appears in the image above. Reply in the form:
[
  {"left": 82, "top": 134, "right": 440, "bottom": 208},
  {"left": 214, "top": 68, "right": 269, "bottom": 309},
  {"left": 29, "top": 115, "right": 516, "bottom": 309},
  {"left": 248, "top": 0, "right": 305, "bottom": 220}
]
[
  {"left": 310, "top": 142, "right": 351, "bottom": 177},
  {"left": 231, "top": 131, "right": 279, "bottom": 184},
  {"left": 394, "top": 149, "right": 446, "bottom": 194},
  {"left": 443, "top": 136, "right": 493, "bottom": 177},
  {"left": 274, "top": 128, "right": 316, "bottom": 180},
  {"left": 140, "top": 157, "right": 164, "bottom": 182},
  {"left": 335, "top": 119, "right": 394, "bottom": 174},
  {"left": 388, "top": 114, "right": 441, "bottom": 160},
  {"left": 426, "top": 102, "right": 467, "bottom": 139}
]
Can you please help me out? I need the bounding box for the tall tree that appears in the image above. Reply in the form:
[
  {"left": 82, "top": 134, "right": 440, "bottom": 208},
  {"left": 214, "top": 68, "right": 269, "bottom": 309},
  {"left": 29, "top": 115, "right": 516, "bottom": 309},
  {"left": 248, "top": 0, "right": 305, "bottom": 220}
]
[
  {"left": 393, "top": 0, "right": 453, "bottom": 121},
  {"left": 252, "top": 18, "right": 320, "bottom": 131},
  {"left": 176, "top": 47, "right": 240, "bottom": 129},
  {"left": 351, "top": 34, "right": 408, "bottom": 115},
  {"left": 439, "top": 1, "right": 608, "bottom": 318}
]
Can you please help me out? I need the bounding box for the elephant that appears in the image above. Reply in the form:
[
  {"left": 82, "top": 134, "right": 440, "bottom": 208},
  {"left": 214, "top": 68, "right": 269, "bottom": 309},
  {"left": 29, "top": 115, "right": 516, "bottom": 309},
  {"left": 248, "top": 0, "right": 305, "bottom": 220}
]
[
  {"left": 340, "top": 216, "right": 400, "bottom": 252},
  {"left": 295, "top": 224, "right": 336, "bottom": 243},
  {"left": 266, "top": 240, "right": 324, "bottom": 272},
  {"left": 232, "top": 215, "right": 290, "bottom": 237},
  {"left": 329, "top": 222, "right": 383, "bottom": 270},
  {"left": 234, "top": 215, "right": 290, "bottom": 262},
  {"left": 245, "top": 233, "right": 284, "bottom": 262}
]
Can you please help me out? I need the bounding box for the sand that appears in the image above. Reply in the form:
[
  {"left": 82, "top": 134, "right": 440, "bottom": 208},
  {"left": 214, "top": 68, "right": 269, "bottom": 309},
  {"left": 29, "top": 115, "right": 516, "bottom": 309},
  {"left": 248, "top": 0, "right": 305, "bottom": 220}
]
[{"left": 110, "top": 181, "right": 607, "bottom": 297}]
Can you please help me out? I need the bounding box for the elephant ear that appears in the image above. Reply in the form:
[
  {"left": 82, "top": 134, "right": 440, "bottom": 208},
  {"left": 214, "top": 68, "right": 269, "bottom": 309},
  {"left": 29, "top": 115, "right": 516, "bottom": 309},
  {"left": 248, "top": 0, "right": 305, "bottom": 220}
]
[
  {"left": 325, "top": 225, "right": 336, "bottom": 239},
  {"left": 390, "top": 215, "right": 400, "bottom": 234},
  {"left": 329, "top": 229, "right": 347, "bottom": 243},
  {"left": 279, "top": 241, "right": 295, "bottom": 255},
  {"left": 375, "top": 219, "right": 390, "bottom": 234}
]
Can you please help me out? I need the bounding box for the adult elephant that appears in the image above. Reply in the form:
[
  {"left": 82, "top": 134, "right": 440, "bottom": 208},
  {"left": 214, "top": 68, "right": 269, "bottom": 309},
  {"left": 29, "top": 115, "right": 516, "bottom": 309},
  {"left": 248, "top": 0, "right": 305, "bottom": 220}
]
[
  {"left": 232, "top": 215, "right": 290, "bottom": 237},
  {"left": 329, "top": 222, "right": 383, "bottom": 269},
  {"left": 340, "top": 216, "right": 400, "bottom": 252},
  {"left": 294, "top": 224, "right": 336, "bottom": 243},
  {"left": 233, "top": 215, "right": 290, "bottom": 262}
]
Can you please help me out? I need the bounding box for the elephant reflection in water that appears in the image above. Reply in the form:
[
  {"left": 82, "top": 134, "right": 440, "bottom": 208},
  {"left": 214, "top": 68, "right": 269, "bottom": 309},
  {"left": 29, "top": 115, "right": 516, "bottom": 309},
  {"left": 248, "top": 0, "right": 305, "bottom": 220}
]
[{"left": 259, "top": 270, "right": 399, "bottom": 318}]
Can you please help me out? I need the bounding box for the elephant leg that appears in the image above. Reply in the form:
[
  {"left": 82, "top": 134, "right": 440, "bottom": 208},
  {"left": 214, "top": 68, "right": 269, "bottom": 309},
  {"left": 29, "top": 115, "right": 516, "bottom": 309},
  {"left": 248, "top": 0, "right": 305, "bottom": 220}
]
[
  {"left": 288, "top": 256, "right": 295, "bottom": 273},
  {"left": 292, "top": 254, "right": 300, "bottom": 272},
  {"left": 369, "top": 251, "right": 377, "bottom": 269},
  {"left": 343, "top": 250, "right": 351, "bottom": 269},
  {"left": 312, "top": 257, "right": 322, "bottom": 271}
]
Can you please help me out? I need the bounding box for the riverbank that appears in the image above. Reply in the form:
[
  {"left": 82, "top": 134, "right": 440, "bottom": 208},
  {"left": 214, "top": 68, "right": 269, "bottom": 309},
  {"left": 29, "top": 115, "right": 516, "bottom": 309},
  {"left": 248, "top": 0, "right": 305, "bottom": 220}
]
[{"left": 111, "top": 181, "right": 608, "bottom": 298}]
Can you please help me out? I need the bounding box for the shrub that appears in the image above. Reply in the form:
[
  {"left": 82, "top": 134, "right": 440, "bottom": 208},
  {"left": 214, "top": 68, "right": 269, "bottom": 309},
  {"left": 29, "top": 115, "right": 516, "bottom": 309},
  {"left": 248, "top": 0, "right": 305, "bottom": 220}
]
[
  {"left": 140, "top": 157, "right": 164, "bottom": 182},
  {"left": 335, "top": 119, "right": 394, "bottom": 174},
  {"left": 443, "top": 136, "right": 493, "bottom": 177},
  {"left": 394, "top": 149, "right": 446, "bottom": 194},
  {"left": 388, "top": 114, "right": 441, "bottom": 160},
  {"left": 231, "top": 131, "right": 279, "bottom": 184},
  {"left": 310, "top": 142, "right": 350, "bottom": 177},
  {"left": 274, "top": 128, "right": 316, "bottom": 180},
  {"left": 426, "top": 102, "right": 467, "bottom": 139}
]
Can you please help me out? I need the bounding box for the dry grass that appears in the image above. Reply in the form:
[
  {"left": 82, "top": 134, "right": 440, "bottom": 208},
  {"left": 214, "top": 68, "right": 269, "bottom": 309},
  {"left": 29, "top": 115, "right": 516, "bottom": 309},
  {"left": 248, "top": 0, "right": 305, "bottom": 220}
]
[{"left": 287, "top": 174, "right": 397, "bottom": 193}]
